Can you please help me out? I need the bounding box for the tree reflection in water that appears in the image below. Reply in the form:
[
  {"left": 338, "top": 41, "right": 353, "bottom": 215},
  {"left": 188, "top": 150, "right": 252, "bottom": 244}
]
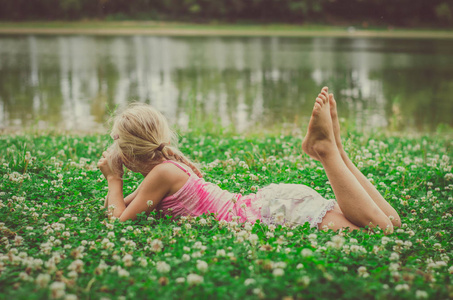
[{"left": 0, "top": 35, "right": 452, "bottom": 132}]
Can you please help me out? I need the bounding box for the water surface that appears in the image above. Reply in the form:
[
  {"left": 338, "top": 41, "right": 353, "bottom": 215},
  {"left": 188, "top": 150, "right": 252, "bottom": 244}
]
[{"left": 1, "top": 35, "right": 452, "bottom": 132}]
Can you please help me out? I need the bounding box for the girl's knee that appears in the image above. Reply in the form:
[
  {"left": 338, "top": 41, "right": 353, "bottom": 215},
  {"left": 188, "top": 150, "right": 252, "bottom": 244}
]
[{"left": 365, "top": 209, "right": 394, "bottom": 234}]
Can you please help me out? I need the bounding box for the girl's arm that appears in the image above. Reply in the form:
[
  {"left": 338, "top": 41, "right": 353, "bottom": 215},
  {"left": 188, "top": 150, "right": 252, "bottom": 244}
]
[
  {"left": 104, "top": 180, "right": 143, "bottom": 209},
  {"left": 106, "top": 165, "right": 173, "bottom": 221},
  {"left": 124, "top": 181, "right": 144, "bottom": 207},
  {"left": 98, "top": 151, "right": 174, "bottom": 222}
]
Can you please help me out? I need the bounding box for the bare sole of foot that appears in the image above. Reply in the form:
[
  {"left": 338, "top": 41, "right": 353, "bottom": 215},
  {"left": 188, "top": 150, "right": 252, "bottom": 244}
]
[
  {"left": 301, "top": 87, "right": 337, "bottom": 159},
  {"left": 303, "top": 91, "right": 344, "bottom": 161}
]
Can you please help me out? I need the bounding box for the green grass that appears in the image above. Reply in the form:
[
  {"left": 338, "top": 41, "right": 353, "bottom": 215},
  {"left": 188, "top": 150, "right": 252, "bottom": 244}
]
[
  {"left": 0, "top": 129, "right": 452, "bottom": 299},
  {"left": 1, "top": 21, "right": 453, "bottom": 38}
]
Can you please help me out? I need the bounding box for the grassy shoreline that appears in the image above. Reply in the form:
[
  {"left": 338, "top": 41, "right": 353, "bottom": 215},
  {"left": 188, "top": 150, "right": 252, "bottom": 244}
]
[{"left": 1, "top": 21, "right": 453, "bottom": 38}]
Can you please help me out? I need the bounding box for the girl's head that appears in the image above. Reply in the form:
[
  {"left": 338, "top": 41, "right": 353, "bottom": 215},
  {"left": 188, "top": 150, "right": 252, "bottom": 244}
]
[{"left": 110, "top": 103, "right": 202, "bottom": 177}]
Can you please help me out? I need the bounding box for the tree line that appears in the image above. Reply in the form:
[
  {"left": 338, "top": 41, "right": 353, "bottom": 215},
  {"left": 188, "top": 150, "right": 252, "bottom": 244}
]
[{"left": 0, "top": 0, "right": 452, "bottom": 27}]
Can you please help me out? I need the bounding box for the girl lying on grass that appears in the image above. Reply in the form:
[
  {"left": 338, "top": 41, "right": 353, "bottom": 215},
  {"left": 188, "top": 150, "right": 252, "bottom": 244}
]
[{"left": 98, "top": 87, "right": 401, "bottom": 233}]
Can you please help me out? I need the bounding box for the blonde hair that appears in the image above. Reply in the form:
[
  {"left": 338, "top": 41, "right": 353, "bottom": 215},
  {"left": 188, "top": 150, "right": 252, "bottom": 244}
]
[{"left": 109, "top": 103, "right": 203, "bottom": 177}]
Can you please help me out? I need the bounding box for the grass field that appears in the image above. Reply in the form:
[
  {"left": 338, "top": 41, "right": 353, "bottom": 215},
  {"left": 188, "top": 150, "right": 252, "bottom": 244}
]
[
  {"left": 1, "top": 21, "right": 453, "bottom": 38},
  {"left": 0, "top": 128, "right": 452, "bottom": 299}
]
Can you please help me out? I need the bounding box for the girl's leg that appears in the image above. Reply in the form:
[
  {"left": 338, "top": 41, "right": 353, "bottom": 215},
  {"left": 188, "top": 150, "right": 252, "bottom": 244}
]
[
  {"left": 302, "top": 88, "right": 393, "bottom": 233},
  {"left": 318, "top": 204, "right": 360, "bottom": 232},
  {"left": 329, "top": 93, "right": 401, "bottom": 227}
]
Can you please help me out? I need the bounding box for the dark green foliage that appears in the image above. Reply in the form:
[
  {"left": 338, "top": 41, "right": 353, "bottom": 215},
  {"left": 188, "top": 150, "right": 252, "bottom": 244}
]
[{"left": 0, "top": 0, "right": 452, "bottom": 27}]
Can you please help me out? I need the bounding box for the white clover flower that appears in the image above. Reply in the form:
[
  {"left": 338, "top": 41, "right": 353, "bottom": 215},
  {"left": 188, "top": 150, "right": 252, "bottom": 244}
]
[
  {"left": 390, "top": 252, "right": 400, "bottom": 261},
  {"left": 156, "top": 261, "right": 171, "bottom": 273},
  {"left": 273, "top": 268, "right": 284, "bottom": 276},
  {"left": 122, "top": 254, "right": 133, "bottom": 267},
  {"left": 216, "top": 249, "right": 226, "bottom": 257},
  {"left": 149, "top": 239, "right": 163, "bottom": 252},
  {"left": 435, "top": 261, "right": 447, "bottom": 268},
  {"left": 35, "top": 273, "right": 51, "bottom": 288},
  {"left": 300, "top": 275, "right": 310, "bottom": 286},
  {"left": 182, "top": 254, "right": 191, "bottom": 262},
  {"left": 248, "top": 234, "right": 259, "bottom": 245},
  {"left": 14, "top": 235, "right": 23, "bottom": 246},
  {"left": 301, "top": 249, "right": 313, "bottom": 257},
  {"left": 229, "top": 221, "right": 239, "bottom": 228},
  {"left": 67, "top": 271, "right": 78, "bottom": 279},
  {"left": 244, "top": 223, "right": 253, "bottom": 231},
  {"left": 147, "top": 200, "right": 154, "bottom": 207},
  {"left": 253, "top": 288, "right": 265, "bottom": 298},
  {"left": 308, "top": 233, "right": 317, "bottom": 241},
  {"left": 396, "top": 166, "right": 406, "bottom": 172},
  {"left": 444, "top": 173, "right": 453, "bottom": 181},
  {"left": 187, "top": 273, "right": 204, "bottom": 285},
  {"left": 266, "top": 232, "right": 274, "bottom": 239},
  {"left": 118, "top": 268, "right": 130, "bottom": 278},
  {"left": 449, "top": 266, "right": 453, "bottom": 274},
  {"left": 395, "top": 284, "right": 409, "bottom": 291},
  {"left": 415, "top": 290, "right": 428, "bottom": 299},
  {"left": 357, "top": 266, "right": 369, "bottom": 278},
  {"left": 176, "top": 277, "right": 185, "bottom": 283},
  {"left": 218, "top": 220, "right": 228, "bottom": 227},
  {"left": 49, "top": 281, "right": 66, "bottom": 299},
  {"left": 274, "top": 212, "right": 285, "bottom": 224},
  {"left": 296, "top": 263, "right": 304, "bottom": 269},
  {"left": 244, "top": 278, "right": 256, "bottom": 286},
  {"left": 274, "top": 262, "right": 287, "bottom": 269},
  {"left": 331, "top": 235, "right": 345, "bottom": 249},
  {"left": 67, "top": 259, "right": 84, "bottom": 273},
  {"left": 381, "top": 236, "right": 390, "bottom": 245},
  {"left": 137, "top": 257, "right": 148, "bottom": 267},
  {"left": 389, "top": 263, "right": 400, "bottom": 272},
  {"left": 95, "top": 260, "right": 108, "bottom": 275},
  {"left": 64, "top": 294, "right": 78, "bottom": 300},
  {"left": 196, "top": 260, "right": 208, "bottom": 273}
]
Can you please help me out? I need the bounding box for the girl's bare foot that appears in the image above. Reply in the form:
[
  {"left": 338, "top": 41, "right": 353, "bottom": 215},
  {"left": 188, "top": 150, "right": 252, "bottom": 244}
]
[
  {"left": 303, "top": 91, "right": 344, "bottom": 161},
  {"left": 302, "top": 87, "right": 337, "bottom": 159}
]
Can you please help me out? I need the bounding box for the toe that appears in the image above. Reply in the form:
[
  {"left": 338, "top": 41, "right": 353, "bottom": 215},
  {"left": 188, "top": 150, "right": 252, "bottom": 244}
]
[
  {"left": 320, "top": 91, "right": 329, "bottom": 104},
  {"left": 313, "top": 102, "right": 322, "bottom": 114},
  {"left": 329, "top": 94, "right": 336, "bottom": 108}
]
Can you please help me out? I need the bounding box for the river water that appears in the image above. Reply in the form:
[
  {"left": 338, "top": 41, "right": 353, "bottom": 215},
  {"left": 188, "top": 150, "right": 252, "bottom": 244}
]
[{"left": 1, "top": 35, "right": 452, "bottom": 132}]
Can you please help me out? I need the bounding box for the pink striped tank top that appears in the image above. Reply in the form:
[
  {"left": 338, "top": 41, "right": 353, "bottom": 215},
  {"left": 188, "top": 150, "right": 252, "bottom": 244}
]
[{"left": 156, "top": 160, "right": 261, "bottom": 223}]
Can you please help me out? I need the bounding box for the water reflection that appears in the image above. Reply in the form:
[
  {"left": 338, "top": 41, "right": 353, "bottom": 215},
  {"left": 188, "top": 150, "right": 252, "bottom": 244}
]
[{"left": 0, "top": 35, "right": 452, "bottom": 132}]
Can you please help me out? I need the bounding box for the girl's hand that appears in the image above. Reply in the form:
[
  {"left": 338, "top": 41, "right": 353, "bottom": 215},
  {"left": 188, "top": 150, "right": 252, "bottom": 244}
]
[{"left": 98, "top": 150, "right": 124, "bottom": 180}]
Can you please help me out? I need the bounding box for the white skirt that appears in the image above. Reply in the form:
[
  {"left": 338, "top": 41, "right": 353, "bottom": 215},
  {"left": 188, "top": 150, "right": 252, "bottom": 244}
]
[{"left": 255, "top": 183, "right": 336, "bottom": 229}]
